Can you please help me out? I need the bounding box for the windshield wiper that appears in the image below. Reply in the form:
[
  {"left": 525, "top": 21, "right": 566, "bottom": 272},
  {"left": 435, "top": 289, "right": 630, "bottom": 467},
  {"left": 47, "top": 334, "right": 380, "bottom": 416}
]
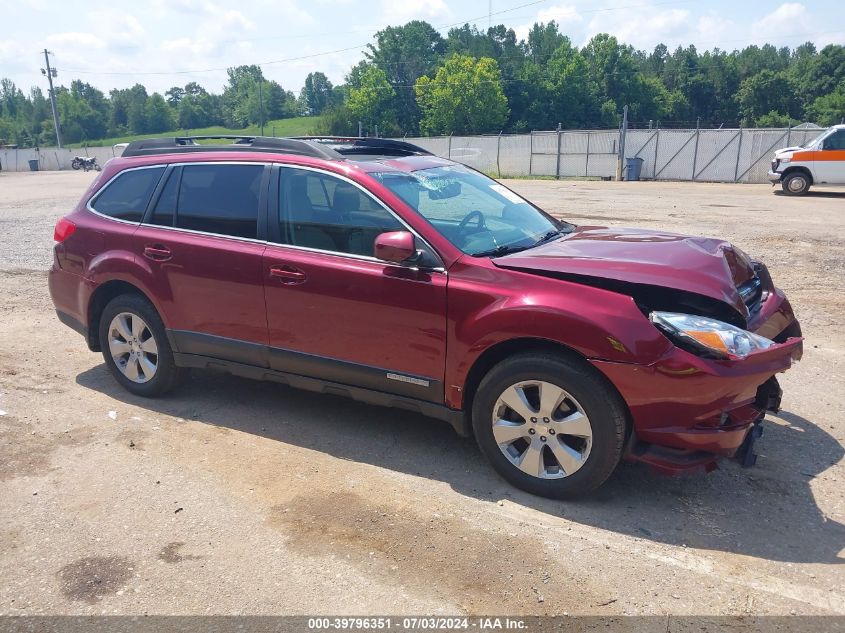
[
  {"left": 532, "top": 229, "right": 564, "bottom": 247},
  {"left": 472, "top": 244, "right": 530, "bottom": 258}
]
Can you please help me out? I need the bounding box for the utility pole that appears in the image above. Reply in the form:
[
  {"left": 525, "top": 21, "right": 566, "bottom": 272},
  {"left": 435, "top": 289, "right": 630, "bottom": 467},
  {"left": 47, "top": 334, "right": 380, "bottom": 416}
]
[
  {"left": 258, "top": 79, "right": 264, "bottom": 136},
  {"left": 41, "top": 49, "right": 62, "bottom": 148},
  {"left": 616, "top": 104, "right": 628, "bottom": 181}
]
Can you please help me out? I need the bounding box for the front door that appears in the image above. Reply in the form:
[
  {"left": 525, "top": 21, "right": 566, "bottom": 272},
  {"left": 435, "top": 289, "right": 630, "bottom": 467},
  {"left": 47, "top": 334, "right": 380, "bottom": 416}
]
[
  {"left": 262, "top": 166, "right": 448, "bottom": 402},
  {"left": 815, "top": 128, "right": 845, "bottom": 184},
  {"left": 134, "top": 162, "right": 270, "bottom": 365}
]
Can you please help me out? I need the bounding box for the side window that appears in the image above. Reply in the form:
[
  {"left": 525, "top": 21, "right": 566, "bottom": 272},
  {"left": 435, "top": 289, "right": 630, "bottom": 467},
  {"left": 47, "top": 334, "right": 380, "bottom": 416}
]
[
  {"left": 278, "top": 168, "right": 403, "bottom": 256},
  {"left": 823, "top": 130, "right": 845, "bottom": 151},
  {"left": 91, "top": 167, "right": 164, "bottom": 222},
  {"left": 175, "top": 164, "right": 263, "bottom": 239},
  {"left": 149, "top": 167, "right": 179, "bottom": 227}
]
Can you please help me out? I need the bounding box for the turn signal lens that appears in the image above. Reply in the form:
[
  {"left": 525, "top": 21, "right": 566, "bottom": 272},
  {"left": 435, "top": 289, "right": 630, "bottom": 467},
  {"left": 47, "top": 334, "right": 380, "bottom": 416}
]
[{"left": 54, "top": 217, "right": 76, "bottom": 242}]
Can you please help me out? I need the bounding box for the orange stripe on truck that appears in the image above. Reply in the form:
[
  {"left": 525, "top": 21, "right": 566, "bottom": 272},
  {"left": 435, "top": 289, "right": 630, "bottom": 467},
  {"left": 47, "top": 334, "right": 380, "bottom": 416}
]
[{"left": 791, "top": 150, "right": 845, "bottom": 162}]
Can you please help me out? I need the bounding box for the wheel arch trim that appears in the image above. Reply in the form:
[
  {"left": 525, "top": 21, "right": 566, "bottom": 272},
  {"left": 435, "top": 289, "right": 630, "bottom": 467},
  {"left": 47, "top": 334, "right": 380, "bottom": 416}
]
[{"left": 85, "top": 278, "right": 166, "bottom": 352}]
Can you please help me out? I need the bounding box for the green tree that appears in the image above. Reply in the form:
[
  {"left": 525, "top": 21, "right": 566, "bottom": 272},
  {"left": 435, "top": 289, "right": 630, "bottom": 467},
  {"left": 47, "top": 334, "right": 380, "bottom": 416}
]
[
  {"left": 806, "top": 82, "right": 845, "bottom": 126},
  {"left": 524, "top": 21, "right": 566, "bottom": 63},
  {"left": 299, "top": 72, "right": 333, "bottom": 115},
  {"left": 366, "top": 20, "right": 446, "bottom": 133},
  {"left": 415, "top": 54, "right": 508, "bottom": 135},
  {"left": 347, "top": 65, "right": 397, "bottom": 134},
  {"left": 165, "top": 86, "right": 185, "bottom": 106},
  {"left": 222, "top": 64, "right": 264, "bottom": 127},
  {"left": 144, "top": 93, "right": 174, "bottom": 133},
  {"left": 737, "top": 70, "right": 799, "bottom": 125}
]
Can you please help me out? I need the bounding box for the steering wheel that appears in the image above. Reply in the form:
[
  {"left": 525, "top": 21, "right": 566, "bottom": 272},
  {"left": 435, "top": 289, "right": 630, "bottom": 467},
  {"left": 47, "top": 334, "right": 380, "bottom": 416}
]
[{"left": 458, "top": 210, "right": 486, "bottom": 233}]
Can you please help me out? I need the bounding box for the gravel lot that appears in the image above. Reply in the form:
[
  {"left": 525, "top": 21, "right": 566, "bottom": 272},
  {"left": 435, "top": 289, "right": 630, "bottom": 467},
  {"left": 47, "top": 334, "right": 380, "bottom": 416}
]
[{"left": 0, "top": 170, "right": 843, "bottom": 616}]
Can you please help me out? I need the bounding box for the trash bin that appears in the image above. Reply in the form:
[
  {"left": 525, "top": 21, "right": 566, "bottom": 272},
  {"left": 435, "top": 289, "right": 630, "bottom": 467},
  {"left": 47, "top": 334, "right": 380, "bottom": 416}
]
[
  {"left": 625, "top": 157, "right": 643, "bottom": 181},
  {"left": 28, "top": 159, "right": 39, "bottom": 172}
]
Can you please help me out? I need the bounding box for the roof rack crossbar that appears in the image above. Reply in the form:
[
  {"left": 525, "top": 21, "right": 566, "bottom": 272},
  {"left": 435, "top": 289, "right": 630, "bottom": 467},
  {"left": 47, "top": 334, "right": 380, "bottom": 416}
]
[
  {"left": 293, "top": 136, "right": 432, "bottom": 157},
  {"left": 121, "top": 136, "right": 341, "bottom": 160}
]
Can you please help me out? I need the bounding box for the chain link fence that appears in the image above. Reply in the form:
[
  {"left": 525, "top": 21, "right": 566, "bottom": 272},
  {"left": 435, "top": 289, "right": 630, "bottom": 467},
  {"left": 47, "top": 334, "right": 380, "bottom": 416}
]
[
  {"left": 403, "top": 126, "right": 822, "bottom": 183},
  {"left": 0, "top": 145, "right": 121, "bottom": 172},
  {"left": 1, "top": 126, "right": 822, "bottom": 183}
]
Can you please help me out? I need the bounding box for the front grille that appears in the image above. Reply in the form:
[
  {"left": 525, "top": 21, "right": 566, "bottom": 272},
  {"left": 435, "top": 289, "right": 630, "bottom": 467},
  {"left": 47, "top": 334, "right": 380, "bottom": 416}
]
[
  {"left": 771, "top": 159, "right": 779, "bottom": 172},
  {"left": 738, "top": 275, "right": 763, "bottom": 314}
]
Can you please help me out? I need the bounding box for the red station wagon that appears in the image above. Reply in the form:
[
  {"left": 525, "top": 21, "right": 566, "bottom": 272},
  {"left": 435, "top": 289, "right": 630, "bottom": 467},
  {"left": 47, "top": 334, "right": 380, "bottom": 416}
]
[{"left": 48, "top": 136, "right": 803, "bottom": 497}]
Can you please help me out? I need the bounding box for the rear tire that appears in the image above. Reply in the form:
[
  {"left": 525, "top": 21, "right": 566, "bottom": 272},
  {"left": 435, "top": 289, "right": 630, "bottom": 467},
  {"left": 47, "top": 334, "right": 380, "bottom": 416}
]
[
  {"left": 781, "top": 172, "right": 811, "bottom": 196},
  {"left": 472, "top": 353, "right": 627, "bottom": 499},
  {"left": 98, "top": 294, "right": 185, "bottom": 397}
]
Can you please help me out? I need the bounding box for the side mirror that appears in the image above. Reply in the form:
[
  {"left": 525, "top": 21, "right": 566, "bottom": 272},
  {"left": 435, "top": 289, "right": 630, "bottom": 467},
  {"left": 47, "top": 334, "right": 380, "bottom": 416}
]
[{"left": 374, "top": 231, "right": 416, "bottom": 264}]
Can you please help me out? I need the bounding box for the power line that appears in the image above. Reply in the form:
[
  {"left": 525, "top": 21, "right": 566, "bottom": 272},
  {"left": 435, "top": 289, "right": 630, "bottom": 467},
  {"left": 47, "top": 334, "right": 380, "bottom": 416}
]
[{"left": 58, "top": 0, "right": 700, "bottom": 77}]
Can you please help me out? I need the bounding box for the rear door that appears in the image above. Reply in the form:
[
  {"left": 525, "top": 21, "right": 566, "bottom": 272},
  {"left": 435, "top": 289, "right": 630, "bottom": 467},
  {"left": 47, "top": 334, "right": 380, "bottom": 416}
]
[
  {"left": 134, "top": 162, "right": 271, "bottom": 365},
  {"left": 262, "top": 165, "right": 448, "bottom": 402}
]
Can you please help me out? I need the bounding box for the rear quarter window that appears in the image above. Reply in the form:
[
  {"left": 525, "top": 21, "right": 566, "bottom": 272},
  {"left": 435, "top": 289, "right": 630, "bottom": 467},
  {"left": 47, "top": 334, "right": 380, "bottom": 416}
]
[{"left": 90, "top": 167, "right": 165, "bottom": 222}]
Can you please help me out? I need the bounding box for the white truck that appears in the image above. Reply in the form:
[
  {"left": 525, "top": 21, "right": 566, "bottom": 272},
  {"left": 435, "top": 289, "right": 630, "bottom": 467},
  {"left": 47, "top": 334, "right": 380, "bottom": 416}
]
[{"left": 768, "top": 124, "right": 845, "bottom": 195}]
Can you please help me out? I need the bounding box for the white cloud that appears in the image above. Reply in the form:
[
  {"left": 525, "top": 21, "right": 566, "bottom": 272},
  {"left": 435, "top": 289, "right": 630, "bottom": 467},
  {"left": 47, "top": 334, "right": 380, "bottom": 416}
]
[
  {"left": 695, "top": 13, "right": 737, "bottom": 43},
  {"left": 752, "top": 3, "right": 811, "bottom": 42},
  {"left": 380, "top": 0, "right": 452, "bottom": 25},
  {"left": 46, "top": 32, "right": 108, "bottom": 50},
  {"left": 584, "top": 6, "right": 691, "bottom": 49},
  {"left": 537, "top": 4, "right": 582, "bottom": 27},
  {"left": 515, "top": 4, "right": 582, "bottom": 41}
]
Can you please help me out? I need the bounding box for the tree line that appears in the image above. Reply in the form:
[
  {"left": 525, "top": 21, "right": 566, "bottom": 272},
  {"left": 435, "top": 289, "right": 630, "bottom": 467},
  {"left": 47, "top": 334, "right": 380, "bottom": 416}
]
[{"left": 1, "top": 19, "right": 844, "bottom": 147}]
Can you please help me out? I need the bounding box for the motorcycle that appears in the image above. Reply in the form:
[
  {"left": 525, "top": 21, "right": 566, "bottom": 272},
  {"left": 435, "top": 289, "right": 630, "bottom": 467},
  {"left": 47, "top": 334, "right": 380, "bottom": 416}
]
[{"left": 71, "top": 156, "right": 101, "bottom": 172}]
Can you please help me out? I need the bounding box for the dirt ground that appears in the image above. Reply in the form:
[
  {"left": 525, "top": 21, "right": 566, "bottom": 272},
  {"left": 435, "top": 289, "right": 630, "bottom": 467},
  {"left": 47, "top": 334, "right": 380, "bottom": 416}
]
[{"left": 0, "top": 170, "right": 843, "bottom": 616}]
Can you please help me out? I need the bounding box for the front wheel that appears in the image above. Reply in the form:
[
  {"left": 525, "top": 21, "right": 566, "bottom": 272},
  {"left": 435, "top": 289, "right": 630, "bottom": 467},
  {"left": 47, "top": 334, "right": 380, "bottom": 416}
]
[
  {"left": 98, "top": 294, "right": 185, "bottom": 397},
  {"left": 71, "top": 159, "right": 81, "bottom": 170},
  {"left": 472, "top": 353, "right": 627, "bottom": 498},
  {"left": 781, "top": 172, "right": 811, "bottom": 196}
]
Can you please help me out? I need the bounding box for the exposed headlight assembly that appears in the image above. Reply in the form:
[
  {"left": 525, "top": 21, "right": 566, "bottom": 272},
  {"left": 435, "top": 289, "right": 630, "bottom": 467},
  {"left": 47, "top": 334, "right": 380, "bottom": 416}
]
[{"left": 650, "top": 311, "right": 774, "bottom": 360}]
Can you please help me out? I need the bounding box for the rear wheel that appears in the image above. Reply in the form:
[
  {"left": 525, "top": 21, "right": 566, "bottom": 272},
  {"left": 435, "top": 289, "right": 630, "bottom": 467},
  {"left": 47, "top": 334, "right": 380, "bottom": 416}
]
[
  {"left": 782, "top": 172, "right": 811, "bottom": 196},
  {"left": 98, "top": 294, "right": 185, "bottom": 397},
  {"left": 472, "top": 353, "right": 627, "bottom": 498}
]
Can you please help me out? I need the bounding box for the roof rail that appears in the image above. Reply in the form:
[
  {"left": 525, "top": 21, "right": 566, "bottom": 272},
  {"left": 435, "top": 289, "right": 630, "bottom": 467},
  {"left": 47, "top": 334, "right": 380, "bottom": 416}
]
[
  {"left": 294, "top": 136, "right": 432, "bottom": 157},
  {"left": 121, "top": 135, "right": 341, "bottom": 160}
]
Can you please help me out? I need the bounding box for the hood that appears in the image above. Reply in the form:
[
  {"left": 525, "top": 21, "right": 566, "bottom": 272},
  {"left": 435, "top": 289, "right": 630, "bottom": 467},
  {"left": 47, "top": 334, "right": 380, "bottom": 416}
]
[
  {"left": 774, "top": 146, "right": 804, "bottom": 159},
  {"left": 494, "top": 226, "right": 757, "bottom": 315}
]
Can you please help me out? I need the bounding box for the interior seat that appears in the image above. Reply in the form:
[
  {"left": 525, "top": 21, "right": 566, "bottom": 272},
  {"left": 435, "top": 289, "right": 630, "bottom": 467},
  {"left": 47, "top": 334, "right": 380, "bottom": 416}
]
[{"left": 287, "top": 174, "right": 336, "bottom": 251}]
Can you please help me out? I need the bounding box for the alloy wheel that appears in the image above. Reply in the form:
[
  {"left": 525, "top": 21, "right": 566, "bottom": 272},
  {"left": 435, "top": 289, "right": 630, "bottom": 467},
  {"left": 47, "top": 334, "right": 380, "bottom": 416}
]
[
  {"left": 492, "top": 380, "right": 593, "bottom": 479},
  {"left": 107, "top": 312, "right": 158, "bottom": 383}
]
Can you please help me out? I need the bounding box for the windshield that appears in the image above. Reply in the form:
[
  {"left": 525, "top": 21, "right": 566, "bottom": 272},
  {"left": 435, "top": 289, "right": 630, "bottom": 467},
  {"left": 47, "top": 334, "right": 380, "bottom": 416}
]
[
  {"left": 372, "top": 165, "right": 570, "bottom": 256},
  {"left": 804, "top": 128, "right": 831, "bottom": 148}
]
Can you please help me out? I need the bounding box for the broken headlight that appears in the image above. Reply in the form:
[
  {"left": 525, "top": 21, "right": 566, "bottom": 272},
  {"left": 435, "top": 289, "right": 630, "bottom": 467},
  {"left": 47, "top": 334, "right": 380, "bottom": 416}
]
[{"left": 650, "top": 311, "right": 774, "bottom": 360}]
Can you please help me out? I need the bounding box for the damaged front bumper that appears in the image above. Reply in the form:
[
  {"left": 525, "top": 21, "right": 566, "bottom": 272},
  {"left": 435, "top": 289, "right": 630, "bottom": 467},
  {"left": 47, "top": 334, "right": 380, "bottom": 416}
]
[{"left": 590, "top": 293, "right": 802, "bottom": 475}]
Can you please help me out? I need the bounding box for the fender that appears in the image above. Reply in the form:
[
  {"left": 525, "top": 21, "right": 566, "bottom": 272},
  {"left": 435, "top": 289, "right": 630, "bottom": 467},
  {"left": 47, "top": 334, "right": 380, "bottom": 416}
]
[
  {"left": 444, "top": 257, "right": 672, "bottom": 408},
  {"left": 84, "top": 249, "right": 174, "bottom": 328}
]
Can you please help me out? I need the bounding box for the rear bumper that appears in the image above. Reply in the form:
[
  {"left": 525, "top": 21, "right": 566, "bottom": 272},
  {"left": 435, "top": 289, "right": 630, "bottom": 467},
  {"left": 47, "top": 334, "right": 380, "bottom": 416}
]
[
  {"left": 48, "top": 263, "right": 96, "bottom": 348},
  {"left": 591, "top": 292, "right": 802, "bottom": 470}
]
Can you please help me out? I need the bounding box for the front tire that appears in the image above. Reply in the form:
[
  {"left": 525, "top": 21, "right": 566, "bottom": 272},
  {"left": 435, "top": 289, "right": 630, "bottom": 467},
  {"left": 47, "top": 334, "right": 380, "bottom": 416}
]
[
  {"left": 472, "top": 353, "right": 627, "bottom": 498},
  {"left": 98, "top": 294, "right": 185, "bottom": 397},
  {"left": 781, "top": 172, "right": 811, "bottom": 196},
  {"left": 71, "top": 159, "right": 81, "bottom": 170}
]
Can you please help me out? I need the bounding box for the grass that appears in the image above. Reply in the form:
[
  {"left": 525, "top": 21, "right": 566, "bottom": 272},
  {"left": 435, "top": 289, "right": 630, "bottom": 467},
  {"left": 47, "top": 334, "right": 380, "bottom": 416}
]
[{"left": 68, "top": 116, "right": 323, "bottom": 148}]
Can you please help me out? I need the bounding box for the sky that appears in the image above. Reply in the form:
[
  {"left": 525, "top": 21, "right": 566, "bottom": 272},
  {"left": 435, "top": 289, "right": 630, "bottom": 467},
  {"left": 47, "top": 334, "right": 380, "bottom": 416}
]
[{"left": 1, "top": 0, "right": 844, "bottom": 97}]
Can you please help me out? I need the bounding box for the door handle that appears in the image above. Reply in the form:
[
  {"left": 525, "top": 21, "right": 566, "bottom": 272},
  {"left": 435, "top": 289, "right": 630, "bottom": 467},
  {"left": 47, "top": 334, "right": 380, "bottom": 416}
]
[
  {"left": 143, "top": 244, "right": 172, "bottom": 262},
  {"left": 269, "top": 264, "right": 306, "bottom": 284}
]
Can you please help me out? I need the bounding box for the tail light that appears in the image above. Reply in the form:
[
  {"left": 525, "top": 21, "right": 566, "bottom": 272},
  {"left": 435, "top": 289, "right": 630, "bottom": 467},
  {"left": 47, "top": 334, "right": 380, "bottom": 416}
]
[{"left": 54, "top": 217, "right": 76, "bottom": 242}]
